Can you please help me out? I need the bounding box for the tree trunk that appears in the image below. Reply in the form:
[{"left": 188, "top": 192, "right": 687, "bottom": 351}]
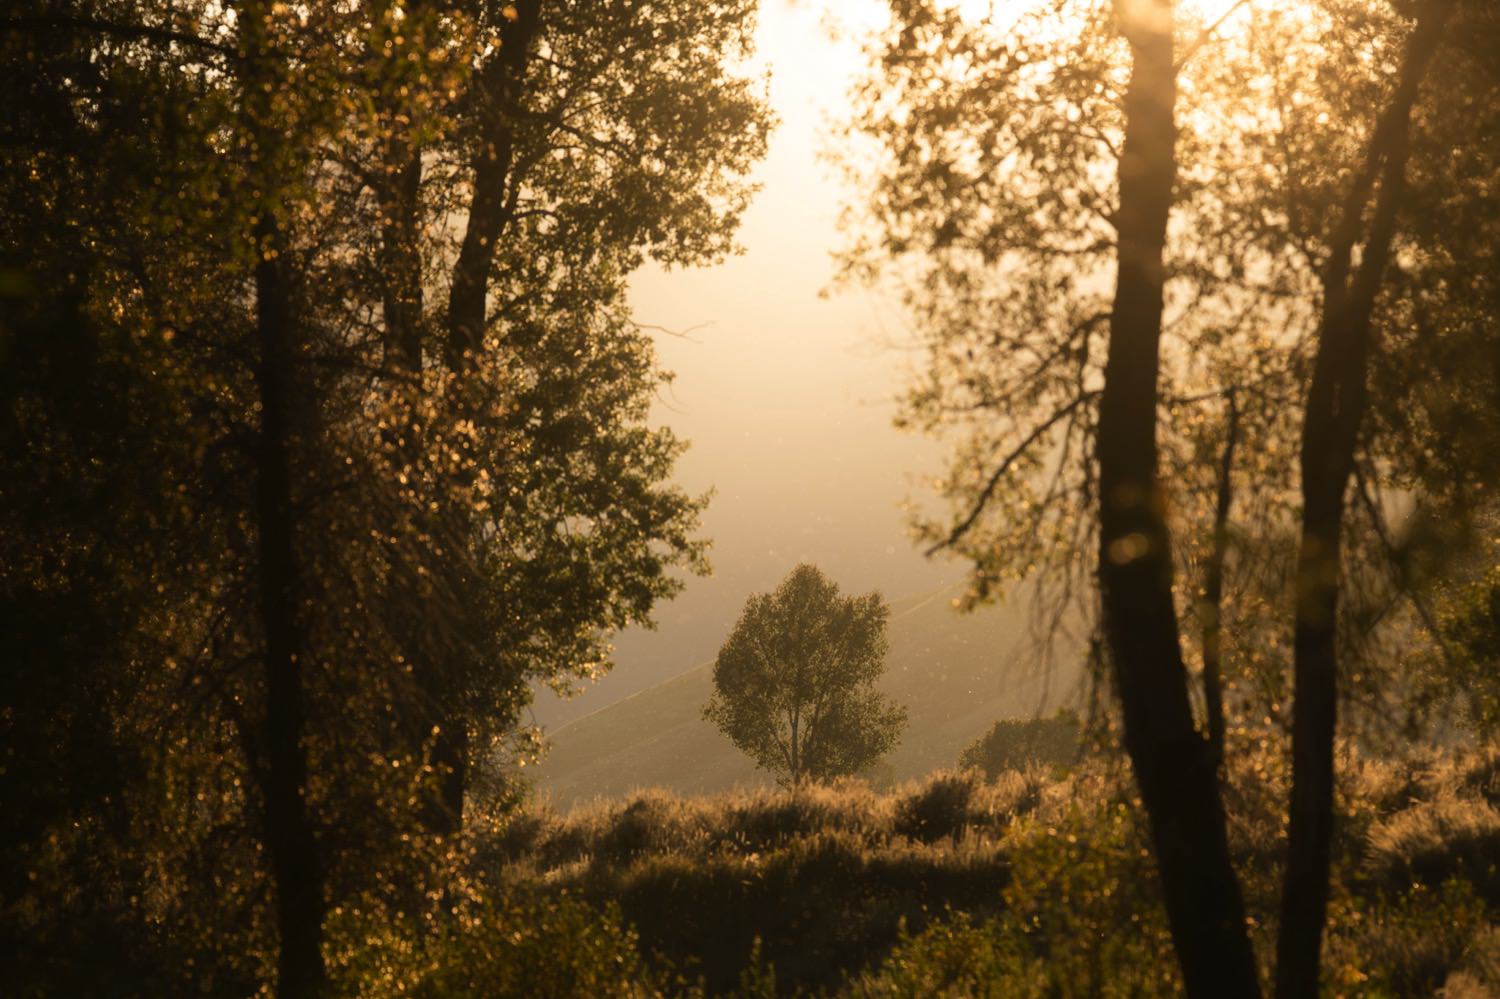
[
  {"left": 444, "top": 0, "right": 542, "bottom": 369},
  {"left": 252, "top": 220, "right": 327, "bottom": 999},
  {"left": 241, "top": 8, "right": 325, "bottom": 992},
  {"left": 380, "top": 137, "right": 424, "bottom": 371},
  {"left": 1275, "top": 7, "right": 1451, "bottom": 996},
  {"left": 1199, "top": 391, "right": 1238, "bottom": 766},
  {"left": 418, "top": 0, "right": 543, "bottom": 835},
  {"left": 375, "top": 0, "right": 426, "bottom": 373},
  {"left": 1096, "top": 3, "right": 1260, "bottom": 995}
]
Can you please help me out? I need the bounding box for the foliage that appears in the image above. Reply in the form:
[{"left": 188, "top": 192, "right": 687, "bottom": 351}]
[
  {"left": 839, "top": 0, "right": 1500, "bottom": 732},
  {"left": 327, "top": 884, "right": 667, "bottom": 999},
  {"left": 1437, "top": 558, "right": 1500, "bottom": 736},
  {"left": 958, "top": 711, "right": 1081, "bottom": 779},
  {"left": 704, "top": 565, "right": 907, "bottom": 786},
  {"left": 893, "top": 769, "right": 982, "bottom": 844},
  {"left": 0, "top": 0, "right": 770, "bottom": 990},
  {"left": 840, "top": 2, "right": 1500, "bottom": 990},
  {"left": 476, "top": 744, "right": 1500, "bottom": 995}
]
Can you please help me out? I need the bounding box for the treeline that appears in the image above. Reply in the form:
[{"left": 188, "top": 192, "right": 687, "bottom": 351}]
[{"left": 0, "top": 2, "right": 769, "bottom": 994}]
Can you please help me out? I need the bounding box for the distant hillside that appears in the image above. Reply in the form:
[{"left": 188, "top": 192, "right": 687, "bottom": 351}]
[{"left": 533, "top": 584, "right": 1083, "bottom": 809}]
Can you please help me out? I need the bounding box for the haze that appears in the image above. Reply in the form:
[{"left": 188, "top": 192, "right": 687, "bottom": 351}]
[{"left": 530, "top": 1, "right": 966, "bottom": 729}]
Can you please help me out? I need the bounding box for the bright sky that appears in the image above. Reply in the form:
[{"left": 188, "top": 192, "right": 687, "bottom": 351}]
[
  {"left": 533, "top": 0, "right": 963, "bottom": 728},
  {"left": 531, "top": 0, "right": 1266, "bottom": 730}
]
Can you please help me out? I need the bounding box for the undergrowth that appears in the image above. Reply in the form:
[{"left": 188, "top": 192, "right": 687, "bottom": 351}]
[{"left": 350, "top": 746, "right": 1500, "bottom": 996}]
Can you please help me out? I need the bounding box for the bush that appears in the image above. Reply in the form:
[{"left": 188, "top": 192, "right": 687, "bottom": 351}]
[
  {"left": 1325, "top": 881, "right": 1492, "bottom": 997},
  {"left": 844, "top": 913, "right": 1036, "bottom": 999},
  {"left": 328, "top": 885, "right": 666, "bottom": 998},
  {"left": 958, "top": 711, "right": 1080, "bottom": 779},
  {"left": 894, "top": 770, "right": 980, "bottom": 844},
  {"left": 1364, "top": 797, "right": 1500, "bottom": 904},
  {"left": 466, "top": 745, "right": 1500, "bottom": 996}
]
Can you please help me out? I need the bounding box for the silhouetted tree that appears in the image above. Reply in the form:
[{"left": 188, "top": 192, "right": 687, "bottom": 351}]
[
  {"left": 705, "top": 565, "right": 907, "bottom": 787},
  {"left": 0, "top": 0, "right": 770, "bottom": 990},
  {"left": 841, "top": 0, "right": 1488, "bottom": 994}
]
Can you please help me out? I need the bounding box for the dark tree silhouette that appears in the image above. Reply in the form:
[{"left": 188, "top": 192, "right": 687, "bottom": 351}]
[
  {"left": 705, "top": 565, "right": 907, "bottom": 787},
  {"left": 1279, "top": 5, "right": 1456, "bottom": 995},
  {"left": 1094, "top": 2, "right": 1258, "bottom": 993}
]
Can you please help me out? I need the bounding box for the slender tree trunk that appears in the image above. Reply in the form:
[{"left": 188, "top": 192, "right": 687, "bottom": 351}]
[
  {"left": 252, "top": 219, "right": 326, "bottom": 999},
  {"left": 1199, "top": 391, "right": 1238, "bottom": 766},
  {"left": 444, "top": 0, "right": 542, "bottom": 369},
  {"left": 381, "top": 144, "right": 424, "bottom": 371},
  {"left": 375, "top": 0, "right": 426, "bottom": 373},
  {"left": 414, "top": 0, "right": 543, "bottom": 836},
  {"left": 366, "top": 0, "right": 470, "bottom": 839},
  {"left": 1275, "top": 7, "right": 1451, "bottom": 996},
  {"left": 241, "top": 8, "right": 325, "bottom": 992},
  {"left": 1096, "top": 3, "right": 1259, "bottom": 995}
]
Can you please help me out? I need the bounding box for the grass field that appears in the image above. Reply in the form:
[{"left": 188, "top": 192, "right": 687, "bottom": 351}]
[{"left": 425, "top": 745, "right": 1500, "bottom": 997}]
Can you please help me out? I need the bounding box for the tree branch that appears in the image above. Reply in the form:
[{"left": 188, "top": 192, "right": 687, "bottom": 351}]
[{"left": 927, "top": 390, "right": 1098, "bottom": 555}]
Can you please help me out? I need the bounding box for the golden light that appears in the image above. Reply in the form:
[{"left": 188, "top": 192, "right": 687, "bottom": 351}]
[{"left": 950, "top": 0, "right": 1258, "bottom": 37}]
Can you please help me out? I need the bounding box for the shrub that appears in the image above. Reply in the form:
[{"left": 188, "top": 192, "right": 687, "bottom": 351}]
[
  {"left": 894, "top": 770, "right": 980, "bottom": 844},
  {"left": 1325, "top": 881, "right": 1492, "bottom": 998},
  {"left": 958, "top": 711, "right": 1080, "bottom": 779},
  {"left": 328, "top": 885, "right": 664, "bottom": 998},
  {"left": 844, "top": 913, "right": 1036, "bottom": 999},
  {"left": 1364, "top": 797, "right": 1500, "bottom": 904}
]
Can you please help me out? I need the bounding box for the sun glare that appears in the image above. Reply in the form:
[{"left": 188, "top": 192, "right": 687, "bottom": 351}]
[{"left": 952, "top": 0, "right": 1258, "bottom": 37}]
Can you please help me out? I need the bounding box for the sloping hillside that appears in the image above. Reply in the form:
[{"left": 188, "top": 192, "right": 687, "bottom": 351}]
[{"left": 534, "top": 584, "right": 1082, "bottom": 809}]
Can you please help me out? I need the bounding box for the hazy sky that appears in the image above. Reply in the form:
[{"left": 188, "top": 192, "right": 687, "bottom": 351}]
[{"left": 531, "top": 2, "right": 970, "bottom": 728}]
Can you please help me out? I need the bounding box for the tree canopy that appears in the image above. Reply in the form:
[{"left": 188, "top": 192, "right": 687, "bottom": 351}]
[
  {"left": 839, "top": 0, "right": 1499, "bottom": 994},
  {"left": 0, "top": 0, "right": 770, "bottom": 991},
  {"left": 705, "top": 565, "right": 907, "bottom": 787}
]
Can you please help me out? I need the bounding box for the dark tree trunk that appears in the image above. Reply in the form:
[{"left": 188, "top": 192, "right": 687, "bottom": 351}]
[
  {"left": 414, "top": 0, "right": 543, "bottom": 836},
  {"left": 380, "top": 144, "right": 424, "bottom": 371},
  {"left": 252, "top": 222, "right": 326, "bottom": 999},
  {"left": 241, "top": 8, "right": 325, "bottom": 992},
  {"left": 1199, "top": 391, "right": 1238, "bottom": 766},
  {"left": 1275, "top": 7, "right": 1451, "bottom": 996},
  {"left": 444, "top": 0, "right": 542, "bottom": 370},
  {"left": 375, "top": 0, "right": 427, "bottom": 373},
  {"left": 1096, "top": 3, "right": 1260, "bottom": 995}
]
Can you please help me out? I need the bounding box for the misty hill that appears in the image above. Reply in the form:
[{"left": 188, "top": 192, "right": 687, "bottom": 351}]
[{"left": 533, "top": 584, "right": 1084, "bottom": 810}]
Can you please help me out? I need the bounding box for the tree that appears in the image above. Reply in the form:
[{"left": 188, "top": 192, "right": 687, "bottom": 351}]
[
  {"left": 704, "top": 565, "right": 907, "bottom": 787},
  {"left": 958, "top": 710, "right": 1080, "bottom": 778},
  {"left": 0, "top": 0, "right": 770, "bottom": 990},
  {"left": 1093, "top": 3, "right": 1259, "bottom": 991},
  {"left": 841, "top": 0, "right": 1491, "bottom": 994}
]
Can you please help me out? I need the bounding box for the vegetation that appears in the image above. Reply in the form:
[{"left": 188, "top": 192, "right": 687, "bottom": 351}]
[
  {"left": 839, "top": 0, "right": 1500, "bottom": 992},
  {"left": 1, "top": 0, "right": 768, "bottom": 993},
  {"left": 5, "top": 0, "right": 1500, "bottom": 993},
  {"left": 468, "top": 746, "right": 1500, "bottom": 996},
  {"left": 958, "top": 711, "right": 1081, "bottom": 779},
  {"left": 704, "top": 565, "right": 908, "bottom": 787}
]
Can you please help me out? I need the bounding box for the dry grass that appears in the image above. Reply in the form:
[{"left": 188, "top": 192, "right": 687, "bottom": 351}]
[{"left": 467, "top": 744, "right": 1500, "bottom": 996}]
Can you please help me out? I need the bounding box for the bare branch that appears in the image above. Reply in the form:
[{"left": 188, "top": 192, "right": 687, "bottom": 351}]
[
  {"left": 927, "top": 390, "right": 1098, "bottom": 555},
  {"left": 0, "top": 15, "right": 236, "bottom": 58}
]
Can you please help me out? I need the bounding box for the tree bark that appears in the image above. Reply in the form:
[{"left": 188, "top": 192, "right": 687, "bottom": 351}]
[
  {"left": 252, "top": 219, "right": 327, "bottom": 999},
  {"left": 444, "top": 0, "right": 542, "bottom": 370},
  {"left": 1275, "top": 7, "right": 1451, "bottom": 996},
  {"left": 380, "top": 134, "right": 424, "bottom": 371},
  {"left": 241, "top": 8, "right": 325, "bottom": 992},
  {"left": 1096, "top": 3, "right": 1260, "bottom": 995},
  {"left": 375, "top": 0, "right": 426, "bottom": 373},
  {"left": 416, "top": 0, "right": 544, "bottom": 836},
  {"left": 1199, "top": 391, "right": 1238, "bottom": 766}
]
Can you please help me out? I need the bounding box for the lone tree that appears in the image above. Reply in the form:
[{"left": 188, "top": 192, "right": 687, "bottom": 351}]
[{"left": 705, "top": 565, "right": 907, "bottom": 786}]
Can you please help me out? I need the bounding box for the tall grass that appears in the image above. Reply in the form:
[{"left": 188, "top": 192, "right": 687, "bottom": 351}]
[{"left": 449, "top": 745, "right": 1500, "bottom": 996}]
